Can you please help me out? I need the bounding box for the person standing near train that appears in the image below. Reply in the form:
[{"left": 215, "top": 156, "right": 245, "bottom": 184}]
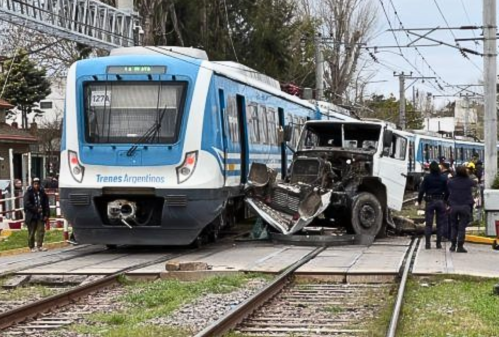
[
  {"left": 447, "top": 166, "right": 477, "bottom": 253},
  {"left": 417, "top": 161, "right": 449, "bottom": 249},
  {"left": 23, "top": 178, "right": 50, "bottom": 252}
]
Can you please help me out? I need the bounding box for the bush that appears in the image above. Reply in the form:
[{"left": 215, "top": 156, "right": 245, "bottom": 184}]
[{"left": 491, "top": 174, "right": 499, "bottom": 189}]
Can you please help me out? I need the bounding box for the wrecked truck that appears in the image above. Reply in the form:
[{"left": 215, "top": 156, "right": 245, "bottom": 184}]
[{"left": 245, "top": 120, "right": 409, "bottom": 236}]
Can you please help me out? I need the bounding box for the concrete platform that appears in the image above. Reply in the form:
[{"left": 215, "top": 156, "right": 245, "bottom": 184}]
[
  {"left": 413, "top": 240, "right": 499, "bottom": 278},
  {"left": 132, "top": 242, "right": 316, "bottom": 275},
  {"left": 0, "top": 245, "right": 105, "bottom": 276},
  {"left": 2, "top": 235, "right": 497, "bottom": 280}
]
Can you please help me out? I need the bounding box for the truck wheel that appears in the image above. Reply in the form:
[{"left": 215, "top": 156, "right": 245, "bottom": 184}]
[{"left": 351, "top": 192, "right": 383, "bottom": 236}]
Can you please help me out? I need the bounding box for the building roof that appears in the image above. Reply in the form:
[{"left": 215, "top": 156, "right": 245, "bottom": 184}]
[
  {"left": 0, "top": 99, "right": 14, "bottom": 109},
  {"left": 0, "top": 124, "right": 37, "bottom": 143}
]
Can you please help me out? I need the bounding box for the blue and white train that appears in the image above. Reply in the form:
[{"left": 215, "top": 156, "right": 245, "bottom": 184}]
[
  {"left": 59, "top": 46, "right": 352, "bottom": 246},
  {"left": 405, "top": 130, "right": 485, "bottom": 189}
]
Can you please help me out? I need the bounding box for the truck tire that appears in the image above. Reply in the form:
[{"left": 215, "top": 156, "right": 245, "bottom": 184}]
[{"left": 351, "top": 192, "right": 383, "bottom": 236}]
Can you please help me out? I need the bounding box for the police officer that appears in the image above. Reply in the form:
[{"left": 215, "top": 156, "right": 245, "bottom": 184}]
[
  {"left": 447, "top": 165, "right": 476, "bottom": 253},
  {"left": 417, "top": 161, "right": 449, "bottom": 249},
  {"left": 440, "top": 162, "right": 452, "bottom": 241}
]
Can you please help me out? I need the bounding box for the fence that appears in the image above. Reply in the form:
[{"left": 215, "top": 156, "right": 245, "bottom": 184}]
[{"left": 0, "top": 188, "right": 69, "bottom": 240}]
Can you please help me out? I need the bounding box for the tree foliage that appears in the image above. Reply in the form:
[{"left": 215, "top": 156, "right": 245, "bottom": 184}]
[
  {"left": 0, "top": 49, "right": 51, "bottom": 128},
  {"left": 363, "top": 94, "right": 423, "bottom": 130},
  {"left": 135, "top": 0, "right": 315, "bottom": 84}
]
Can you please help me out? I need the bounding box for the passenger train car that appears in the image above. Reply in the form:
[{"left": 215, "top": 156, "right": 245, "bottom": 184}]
[
  {"left": 59, "top": 46, "right": 352, "bottom": 246},
  {"left": 405, "top": 130, "right": 485, "bottom": 189}
]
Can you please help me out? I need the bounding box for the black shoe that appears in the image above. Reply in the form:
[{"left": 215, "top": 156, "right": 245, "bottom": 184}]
[
  {"left": 425, "top": 243, "right": 431, "bottom": 249},
  {"left": 436, "top": 242, "right": 442, "bottom": 249},
  {"left": 457, "top": 245, "right": 468, "bottom": 253},
  {"left": 449, "top": 244, "right": 456, "bottom": 252}
]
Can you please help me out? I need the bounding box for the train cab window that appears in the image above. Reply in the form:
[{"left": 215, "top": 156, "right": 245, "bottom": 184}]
[
  {"left": 424, "top": 143, "right": 429, "bottom": 162},
  {"left": 84, "top": 81, "right": 187, "bottom": 144}
]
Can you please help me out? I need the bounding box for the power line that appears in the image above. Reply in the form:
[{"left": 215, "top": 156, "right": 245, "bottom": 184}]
[
  {"left": 432, "top": 0, "right": 483, "bottom": 72},
  {"left": 459, "top": 0, "right": 480, "bottom": 47},
  {"left": 222, "top": 0, "right": 239, "bottom": 63},
  {"left": 378, "top": 0, "right": 445, "bottom": 94}
]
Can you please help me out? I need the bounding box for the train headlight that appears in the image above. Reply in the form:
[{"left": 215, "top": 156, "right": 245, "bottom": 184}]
[
  {"left": 68, "top": 150, "right": 85, "bottom": 183},
  {"left": 176, "top": 151, "right": 198, "bottom": 184}
]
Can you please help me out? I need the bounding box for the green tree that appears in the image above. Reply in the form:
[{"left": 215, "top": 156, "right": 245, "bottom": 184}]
[
  {"left": 0, "top": 49, "right": 51, "bottom": 128},
  {"left": 363, "top": 94, "right": 423, "bottom": 130},
  {"left": 134, "top": 0, "right": 311, "bottom": 85}
]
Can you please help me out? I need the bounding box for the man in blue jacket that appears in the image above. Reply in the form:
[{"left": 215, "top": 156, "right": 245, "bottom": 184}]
[{"left": 417, "top": 161, "right": 449, "bottom": 249}]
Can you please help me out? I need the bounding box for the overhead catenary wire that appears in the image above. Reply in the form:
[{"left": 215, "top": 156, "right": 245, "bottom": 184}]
[
  {"left": 222, "top": 0, "right": 239, "bottom": 63},
  {"left": 432, "top": 0, "right": 482, "bottom": 72},
  {"left": 377, "top": 0, "right": 446, "bottom": 95}
]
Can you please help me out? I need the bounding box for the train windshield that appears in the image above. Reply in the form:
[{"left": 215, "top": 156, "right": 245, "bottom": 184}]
[
  {"left": 297, "top": 122, "right": 381, "bottom": 152},
  {"left": 84, "top": 81, "right": 187, "bottom": 144}
]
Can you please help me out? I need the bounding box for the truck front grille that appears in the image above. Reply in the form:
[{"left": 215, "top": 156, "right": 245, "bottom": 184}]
[{"left": 271, "top": 189, "right": 300, "bottom": 214}]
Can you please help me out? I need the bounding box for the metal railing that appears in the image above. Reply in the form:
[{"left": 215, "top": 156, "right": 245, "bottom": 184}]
[{"left": 0, "top": 0, "right": 142, "bottom": 50}]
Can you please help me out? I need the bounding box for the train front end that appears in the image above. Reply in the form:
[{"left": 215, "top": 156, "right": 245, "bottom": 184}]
[{"left": 59, "top": 48, "right": 225, "bottom": 246}]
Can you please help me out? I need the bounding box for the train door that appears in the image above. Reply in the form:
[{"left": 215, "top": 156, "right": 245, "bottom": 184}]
[
  {"left": 220, "top": 92, "right": 248, "bottom": 185},
  {"left": 236, "top": 95, "right": 248, "bottom": 184},
  {"left": 218, "top": 89, "right": 227, "bottom": 184},
  {"left": 278, "top": 108, "right": 286, "bottom": 178}
]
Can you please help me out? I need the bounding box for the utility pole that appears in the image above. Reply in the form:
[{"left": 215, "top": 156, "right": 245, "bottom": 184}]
[
  {"left": 463, "top": 93, "right": 470, "bottom": 137},
  {"left": 314, "top": 33, "right": 324, "bottom": 101},
  {"left": 398, "top": 74, "right": 406, "bottom": 130},
  {"left": 394, "top": 72, "right": 435, "bottom": 130},
  {"left": 483, "top": 0, "right": 497, "bottom": 189}
]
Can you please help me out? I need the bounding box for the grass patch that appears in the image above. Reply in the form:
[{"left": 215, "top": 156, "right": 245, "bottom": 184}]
[
  {"left": 0, "top": 284, "right": 58, "bottom": 301},
  {"left": 398, "top": 275, "right": 499, "bottom": 337},
  {"left": 0, "top": 230, "right": 65, "bottom": 251},
  {"left": 67, "top": 273, "right": 268, "bottom": 337}
]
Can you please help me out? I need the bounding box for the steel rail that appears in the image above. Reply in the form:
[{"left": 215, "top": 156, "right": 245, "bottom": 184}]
[
  {"left": 194, "top": 246, "right": 326, "bottom": 337},
  {"left": 386, "top": 237, "right": 419, "bottom": 337},
  {"left": 0, "top": 252, "right": 183, "bottom": 331}
]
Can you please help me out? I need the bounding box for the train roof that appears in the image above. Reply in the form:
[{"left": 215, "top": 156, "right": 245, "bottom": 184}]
[{"left": 108, "top": 46, "right": 318, "bottom": 111}]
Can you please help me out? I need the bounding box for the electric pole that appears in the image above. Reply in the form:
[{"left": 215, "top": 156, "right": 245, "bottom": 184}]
[
  {"left": 394, "top": 72, "right": 435, "bottom": 130},
  {"left": 463, "top": 94, "right": 470, "bottom": 136},
  {"left": 483, "top": 0, "right": 497, "bottom": 189},
  {"left": 314, "top": 33, "right": 324, "bottom": 101}
]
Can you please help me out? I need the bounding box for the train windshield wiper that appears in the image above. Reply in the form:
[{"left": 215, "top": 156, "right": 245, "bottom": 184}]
[{"left": 126, "top": 106, "right": 168, "bottom": 157}]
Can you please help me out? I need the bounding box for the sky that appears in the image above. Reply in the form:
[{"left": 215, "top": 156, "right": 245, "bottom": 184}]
[{"left": 363, "top": 0, "right": 488, "bottom": 108}]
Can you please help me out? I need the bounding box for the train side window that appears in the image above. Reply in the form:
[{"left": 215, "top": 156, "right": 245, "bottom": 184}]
[
  {"left": 438, "top": 145, "right": 442, "bottom": 158},
  {"left": 424, "top": 143, "right": 429, "bottom": 162},
  {"left": 460, "top": 147, "right": 464, "bottom": 161},
  {"left": 267, "top": 107, "right": 278, "bottom": 145},
  {"left": 259, "top": 106, "right": 269, "bottom": 144},
  {"left": 286, "top": 114, "right": 295, "bottom": 145},
  {"left": 227, "top": 96, "right": 239, "bottom": 143}
]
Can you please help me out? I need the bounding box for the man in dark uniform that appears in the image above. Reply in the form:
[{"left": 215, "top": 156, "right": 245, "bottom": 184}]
[
  {"left": 440, "top": 162, "right": 452, "bottom": 241},
  {"left": 447, "top": 165, "right": 476, "bottom": 253},
  {"left": 417, "top": 161, "right": 449, "bottom": 249},
  {"left": 23, "top": 177, "right": 50, "bottom": 252}
]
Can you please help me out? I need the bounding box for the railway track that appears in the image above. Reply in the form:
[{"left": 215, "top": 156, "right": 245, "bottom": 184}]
[
  {"left": 196, "top": 238, "right": 419, "bottom": 337},
  {"left": 0, "top": 251, "right": 186, "bottom": 334}
]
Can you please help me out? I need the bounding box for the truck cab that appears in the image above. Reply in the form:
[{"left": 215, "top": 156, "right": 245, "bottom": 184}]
[{"left": 245, "top": 120, "right": 409, "bottom": 236}]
